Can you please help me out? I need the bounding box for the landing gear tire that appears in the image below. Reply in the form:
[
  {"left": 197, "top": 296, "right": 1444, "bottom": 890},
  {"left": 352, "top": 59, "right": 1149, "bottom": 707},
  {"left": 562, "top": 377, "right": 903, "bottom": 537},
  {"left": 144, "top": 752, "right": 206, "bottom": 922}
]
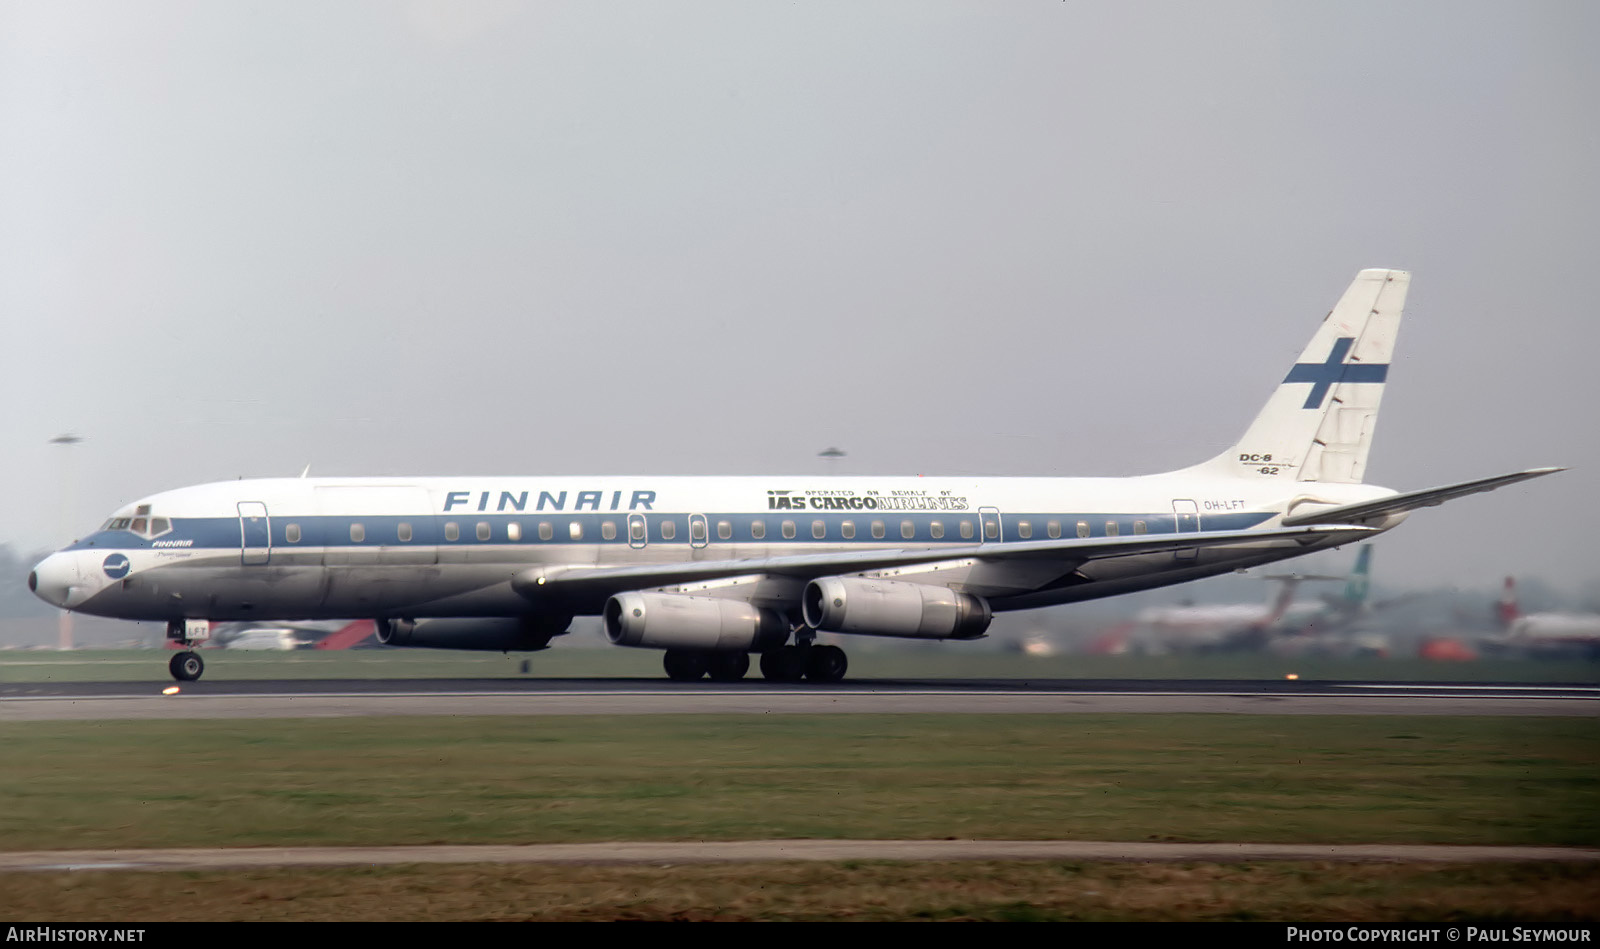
[
  {"left": 663, "top": 650, "right": 710, "bottom": 681},
  {"left": 707, "top": 652, "right": 750, "bottom": 682},
  {"left": 760, "top": 646, "right": 808, "bottom": 683},
  {"left": 169, "top": 651, "right": 204, "bottom": 682},
  {"left": 805, "top": 644, "right": 848, "bottom": 683}
]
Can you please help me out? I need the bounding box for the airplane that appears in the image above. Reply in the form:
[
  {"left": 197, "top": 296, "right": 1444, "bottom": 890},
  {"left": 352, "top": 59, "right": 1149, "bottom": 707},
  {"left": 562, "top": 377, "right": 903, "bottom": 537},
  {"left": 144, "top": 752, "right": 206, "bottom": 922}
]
[
  {"left": 1120, "top": 544, "right": 1375, "bottom": 653},
  {"left": 27, "top": 269, "right": 1561, "bottom": 683},
  {"left": 206, "top": 619, "right": 376, "bottom": 651},
  {"left": 1295, "top": 544, "right": 1379, "bottom": 633},
  {"left": 221, "top": 627, "right": 300, "bottom": 651},
  {"left": 1491, "top": 577, "right": 1600, "bottom": 658},
  {"left": 1123, "top": 579, "right": 1312, "bottom": 653}
]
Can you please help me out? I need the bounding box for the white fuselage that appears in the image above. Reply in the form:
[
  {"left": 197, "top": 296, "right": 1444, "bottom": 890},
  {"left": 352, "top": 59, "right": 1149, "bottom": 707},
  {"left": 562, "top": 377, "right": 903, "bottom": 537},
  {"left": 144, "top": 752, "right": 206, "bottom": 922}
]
[
  {"left": 1509, "top": 613, "right": 1600, "bottom": 645},
  {"left": 30, "top": 472, "right": 1393, "bottom": 626}
]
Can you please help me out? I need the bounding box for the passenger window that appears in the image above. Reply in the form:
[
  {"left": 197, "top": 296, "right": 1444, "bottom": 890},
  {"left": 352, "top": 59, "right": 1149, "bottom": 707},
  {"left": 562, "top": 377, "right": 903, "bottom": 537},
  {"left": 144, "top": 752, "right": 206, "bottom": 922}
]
[
  {"left": 1017, "top": 520, "right": 1032, "bottom": 539},
  {"left": 751, "top": 520, "right": 766, "bottom": 540},
  {"left": 350, "top": 523, "right": 365, "bottom": 543},
  {"left": 901, "top": 520, "right": 915, "bottom": 540},
  {"left": 398, "top": 522, "right": 413, "bottom": 542},
  {"left": 781, "top": 520, "right": 796, "bottom": 539},
  {"left": 569, "top": 522, "right": 583, "bottom": 541},
  {"left": 538, "top": 522, "right": 553, "bottom": 541},
  {"left": 445, "top": 522, "right": 460, "bottom": 541},
  {"left": 602, "top": 522, "right": 617, "bottom": 541},
  {"left": 1106, "top": 521, "right": 1119, "bottom": 537},
  {"left": 841, "top": 521, "right": 855, "bottom": 539},
  {"left": 812, "top": 520, "right": 826, "bottom": 539},
  {"left": 476, "top": 522, "right": 491, "bottom": 541},
  {"left": 984, "top": 520, "right": 999, "bottom": 540},
  {"left": 1134, "top": 520, "right": 1148, "bottom": 535},
  {"left": 660, "top": 520, "right": 676, "bottom": 541},
  {"left": 960, "top": 521, "right": 974, "bottom": 539},
  {"left": 871, "top": 521, "right": 885, "bottom": 539},
  {"left": 1076, "top": 521, "right": 1090, "bottom": 538},
  {"left": 717, "top": 521, "right": 732, "bottom": 540},
  {"left": 286, "top": 524, "right": 301, "bottom": 543},
  {"left": 506, "top": 523, "right": 521, "bottom": 542},
  {"left": 630, "top": 520, "right": 646, "bottom": 541},
  {"left": 1047, "top": 520, "right": 1061, "bottom": 539},
  {"left": 930, "top": 521, "right": 944, "bottom": 539}
]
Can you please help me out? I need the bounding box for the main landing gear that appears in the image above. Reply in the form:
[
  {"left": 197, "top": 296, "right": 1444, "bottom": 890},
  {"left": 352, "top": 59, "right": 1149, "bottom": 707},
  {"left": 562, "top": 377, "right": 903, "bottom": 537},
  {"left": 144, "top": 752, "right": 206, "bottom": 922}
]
[
  {"left": 660, "top": 642, "right": 848, "bottom": 683},
  {"left": 663, "top": 650, "right": 750, "bottom": 682},
  {"left": 760, "top": 643, "right": 847, "bottom": 683}
]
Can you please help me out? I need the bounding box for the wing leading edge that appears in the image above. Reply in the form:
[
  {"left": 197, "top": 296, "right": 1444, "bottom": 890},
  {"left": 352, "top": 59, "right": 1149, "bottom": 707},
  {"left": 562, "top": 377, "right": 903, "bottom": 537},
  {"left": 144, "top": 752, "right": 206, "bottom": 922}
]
[{"left": 512, "top": 523, "right": 1379, "bottom": 605}]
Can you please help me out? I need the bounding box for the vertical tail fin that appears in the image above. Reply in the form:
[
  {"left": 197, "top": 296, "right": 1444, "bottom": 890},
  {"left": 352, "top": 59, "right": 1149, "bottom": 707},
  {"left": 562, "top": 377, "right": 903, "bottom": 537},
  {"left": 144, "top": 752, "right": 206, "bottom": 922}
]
[
  {"left": 1497, "top": 577, "right": 1520, "bottom": 629},
  {"left": 1342, "top": 545, "right": 1373, "bottom": 606},
  {"left": 1189, "top": 269, "right": 1409, "bottom": 484},
  {"left": 1264, "top": 577, "right": 1302, "bottom": 626}
]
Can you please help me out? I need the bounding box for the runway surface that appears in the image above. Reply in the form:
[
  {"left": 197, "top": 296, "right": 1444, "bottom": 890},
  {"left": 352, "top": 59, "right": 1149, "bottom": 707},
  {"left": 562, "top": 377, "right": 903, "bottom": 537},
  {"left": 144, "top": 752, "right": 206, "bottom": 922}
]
[
  {"left": 2, "top": 677, "right": 1595, "bottom": 720},
  {"left": 4, "top": 839, "right": 1598, "bottom": 874}
]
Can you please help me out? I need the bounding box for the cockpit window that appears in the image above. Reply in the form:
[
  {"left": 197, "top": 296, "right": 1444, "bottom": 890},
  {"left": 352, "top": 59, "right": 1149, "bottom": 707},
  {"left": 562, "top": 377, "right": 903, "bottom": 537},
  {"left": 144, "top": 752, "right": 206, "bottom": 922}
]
[{"left": 102, "top": 512, "right": 172, "bottom": 539}]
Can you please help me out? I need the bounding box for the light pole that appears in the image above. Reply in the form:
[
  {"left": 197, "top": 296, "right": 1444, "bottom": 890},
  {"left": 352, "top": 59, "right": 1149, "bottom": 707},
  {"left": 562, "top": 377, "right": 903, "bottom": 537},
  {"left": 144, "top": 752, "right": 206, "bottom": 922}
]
[{"left": 49, "top": 434, "right": 82, "bottom": 650}]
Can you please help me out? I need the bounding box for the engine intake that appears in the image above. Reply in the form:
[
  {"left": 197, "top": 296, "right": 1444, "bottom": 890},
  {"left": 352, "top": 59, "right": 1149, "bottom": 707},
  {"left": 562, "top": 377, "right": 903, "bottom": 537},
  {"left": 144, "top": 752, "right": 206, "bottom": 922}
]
[
  {"left": 375, "top": 615, "right": 570, "bottom": 651},
  {"left": 803, "top": 577, "right": 991, "bottom": 640},
  {"left": 604, "top": 592, "right": 789, "bottom": 652}
]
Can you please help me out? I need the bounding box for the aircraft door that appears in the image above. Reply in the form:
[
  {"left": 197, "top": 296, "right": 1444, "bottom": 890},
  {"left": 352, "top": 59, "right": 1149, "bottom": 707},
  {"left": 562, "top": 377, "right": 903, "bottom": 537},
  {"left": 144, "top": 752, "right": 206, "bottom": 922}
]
[
  {"left": 238, "top": 501, "right": 271, "bottom": 566},
  {"left": 688, "top": 514, "right": 709, "bottom": 549},
  {"left": 627, "top": 513, "right": 648, "bottom": 549},
  {"left": 979, "top": 507, "right": 1002, "bottom": 543},
  {"left": 1171, "top": 499, "right": 1199, "bottom": 561}
]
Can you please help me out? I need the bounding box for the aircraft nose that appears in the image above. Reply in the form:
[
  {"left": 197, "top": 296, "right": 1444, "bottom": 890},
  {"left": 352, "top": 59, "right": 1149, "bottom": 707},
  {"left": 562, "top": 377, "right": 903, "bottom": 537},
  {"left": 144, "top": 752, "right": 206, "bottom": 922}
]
[{"left": 30, "top": 552, "right": 82, "bottom": 609}]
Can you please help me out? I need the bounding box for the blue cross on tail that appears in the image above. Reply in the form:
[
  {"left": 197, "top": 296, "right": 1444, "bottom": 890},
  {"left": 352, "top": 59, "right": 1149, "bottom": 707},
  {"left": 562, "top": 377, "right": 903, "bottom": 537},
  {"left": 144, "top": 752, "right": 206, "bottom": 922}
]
[{"left": 1282, "top": 337, "right": 1389, "bottom": 409}]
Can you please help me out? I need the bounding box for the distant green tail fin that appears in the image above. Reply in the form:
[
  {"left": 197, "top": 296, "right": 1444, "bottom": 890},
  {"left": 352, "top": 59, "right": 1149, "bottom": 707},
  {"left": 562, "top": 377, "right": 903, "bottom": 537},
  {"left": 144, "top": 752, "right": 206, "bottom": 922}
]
[{"left": 1343, "top": 545, "right": 1373, "bottom": 605}]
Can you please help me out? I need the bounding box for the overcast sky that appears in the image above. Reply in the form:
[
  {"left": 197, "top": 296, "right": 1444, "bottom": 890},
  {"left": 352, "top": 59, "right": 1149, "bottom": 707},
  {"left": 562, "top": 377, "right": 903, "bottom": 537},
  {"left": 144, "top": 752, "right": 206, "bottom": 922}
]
[{"left": 2, "top": 1, "right": 1596, "bottom": 595}]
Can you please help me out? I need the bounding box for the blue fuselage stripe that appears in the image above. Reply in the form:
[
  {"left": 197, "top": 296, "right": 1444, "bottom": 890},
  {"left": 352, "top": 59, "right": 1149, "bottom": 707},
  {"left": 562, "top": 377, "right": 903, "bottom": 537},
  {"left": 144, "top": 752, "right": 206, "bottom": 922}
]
[{"left": 69, "top": 510, "right": 1277, "bottom": 553}]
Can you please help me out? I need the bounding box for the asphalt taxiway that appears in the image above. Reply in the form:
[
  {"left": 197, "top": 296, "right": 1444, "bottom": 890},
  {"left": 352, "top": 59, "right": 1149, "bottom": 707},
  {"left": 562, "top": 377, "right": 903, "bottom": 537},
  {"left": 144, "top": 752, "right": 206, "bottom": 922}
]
[{"left": 1, "top": 677, "right": 1594, "bottom": 720}]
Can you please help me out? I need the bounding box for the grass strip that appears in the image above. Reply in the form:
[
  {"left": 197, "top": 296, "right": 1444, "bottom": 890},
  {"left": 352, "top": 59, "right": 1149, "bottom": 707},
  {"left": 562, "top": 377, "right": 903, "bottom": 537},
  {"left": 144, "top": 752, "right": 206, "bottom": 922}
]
[{"left": 0, "top": 714, "right": 1593, "bottom": 851}]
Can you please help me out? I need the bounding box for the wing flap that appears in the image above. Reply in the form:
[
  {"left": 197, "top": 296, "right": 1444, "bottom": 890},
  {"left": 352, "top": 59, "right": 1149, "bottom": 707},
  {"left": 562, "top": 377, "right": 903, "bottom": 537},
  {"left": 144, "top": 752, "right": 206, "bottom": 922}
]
[{"left": 1280, "top": 467, "right": 1564, "bottom": 527}]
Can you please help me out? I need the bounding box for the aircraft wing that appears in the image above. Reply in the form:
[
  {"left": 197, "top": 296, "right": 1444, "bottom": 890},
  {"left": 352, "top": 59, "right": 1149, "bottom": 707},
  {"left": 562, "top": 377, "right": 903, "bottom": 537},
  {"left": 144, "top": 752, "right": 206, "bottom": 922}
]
[
  {"left": 1280, "top": 467, "right": 1564, "bottom": 527},
  {"left": 511, "top": 524, "right": 1378, "bottom": 603}
]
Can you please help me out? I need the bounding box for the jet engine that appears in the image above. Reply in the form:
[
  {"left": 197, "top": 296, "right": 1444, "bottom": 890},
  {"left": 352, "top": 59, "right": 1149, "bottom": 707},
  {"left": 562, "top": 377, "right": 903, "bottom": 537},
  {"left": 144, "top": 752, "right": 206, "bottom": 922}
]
[
  {"left": 374, "top": 615, "right": 570, "bottom": 651},
  {"left": 803, "top": 577, "right": 991, "bottom": 640},
  {"left": 604, "top": 592, "right": 789, "bottom": 652}
]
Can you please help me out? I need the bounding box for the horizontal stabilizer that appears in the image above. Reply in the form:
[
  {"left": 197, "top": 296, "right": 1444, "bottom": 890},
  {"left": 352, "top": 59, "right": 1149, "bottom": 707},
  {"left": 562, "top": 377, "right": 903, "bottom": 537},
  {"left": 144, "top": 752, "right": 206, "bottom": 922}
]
[{"left": 1280, "top": 467, "right": 1565, "bottom": 527}]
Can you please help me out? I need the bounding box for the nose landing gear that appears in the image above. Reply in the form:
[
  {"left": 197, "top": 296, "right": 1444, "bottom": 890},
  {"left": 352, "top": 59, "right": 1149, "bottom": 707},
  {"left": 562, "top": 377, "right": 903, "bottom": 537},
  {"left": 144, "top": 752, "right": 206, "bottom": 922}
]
[
  {"left": 169, "top": 650, "right": 204, "bottom": 682},
  {"left": 165, "top": 619, "right": 211, "bottom": 682}
]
